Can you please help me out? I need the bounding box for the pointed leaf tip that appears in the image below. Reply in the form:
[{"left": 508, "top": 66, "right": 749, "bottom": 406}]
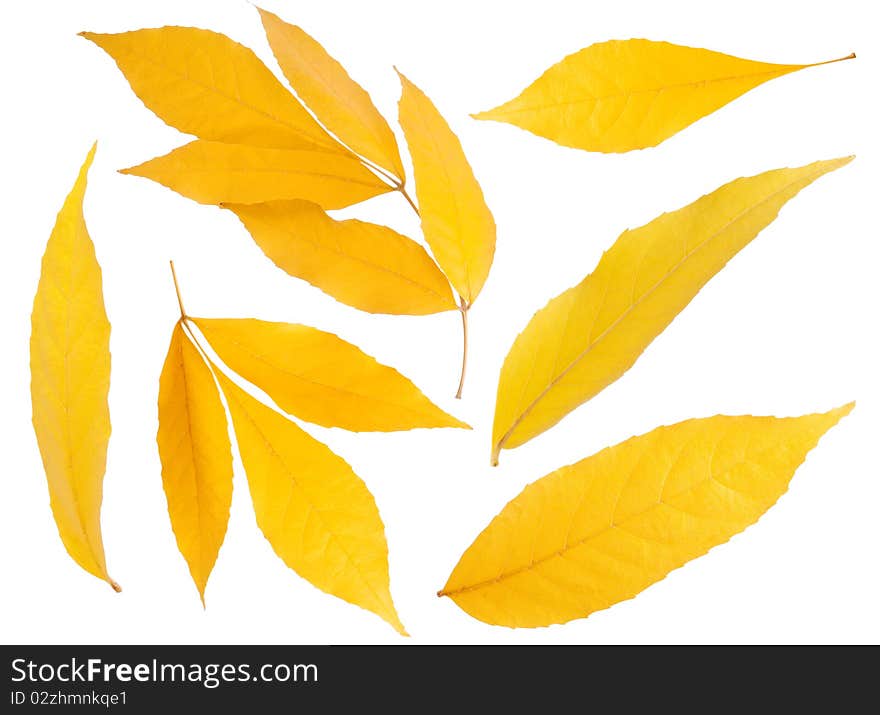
[{"left": 826, "top": 401, "right": 856, "bottom": 422}]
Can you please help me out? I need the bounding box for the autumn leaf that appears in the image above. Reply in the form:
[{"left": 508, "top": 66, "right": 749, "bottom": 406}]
[
  {"left": 157, "top": 322, "right": 233, "bottom": 604},
  {"left": 397, "top": 71, "right": 495, "bottom": 306},
  {"left": 443, "top": 404, "right": 853, "bottom": 628},
  {"left": 217, "top": 370, "right": 407, "bottom": 635},
  {"left": 226, "top": 200, "right": 456, "bottom": 315},
  {"left": 259, "top": 7, "right": 405, "bottom": 183},
  {"left": 474, "top": 39, "right": 855, "bottom": 152},
  {"left": 120, "top": 140, "right": 390, "bottom": 208},
  {"left": 491, "top": 157, "right": 852, "bottom": 464},
  {"left": 397, "top": 70, "right": 496, "bottom": 396},
  {"left": 193, "top": 317, "right": 469, "bottom": 431},
  {"left": 82, "top": 27, "right": 343, "bottom": 152},
  {"left": 30, "top": 144, "right": 118, "bottom": 592}
]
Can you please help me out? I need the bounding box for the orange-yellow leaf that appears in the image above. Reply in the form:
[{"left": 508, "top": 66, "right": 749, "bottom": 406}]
[
  {"left": 82, "top": 27, "right": 342, "bottom": 152},
  {"left": 475, "top": 39, "right": 855, "bottom": 153},
  {"left": 217, "top": 371, "right": 406, "bottom": 635},
  {"left": 259, "top": 8, "right": 405, "bottom": 182},
  {"left": 443, "top": 404, "right": 853, "bottom": 628},
  {"left": 30, "top": 144, "right": 118, "bottom": 591},
  {"left": 226, "top": 200, "right": 455, "bottom": 315},
  {"left": 157, "top": 323, "right": 233, "bottom": 603},
  {"left": 397, "top": 71, "right": 495, "bottom": 305},
  {"left": 193, "top": 317, "right": 469, "bottom": 431},
  {"left": 121, "top": 140, "right": 390, "bottom": 208},
  {"left": 491, "top": 157, "right": 853, "bottom": 463}
]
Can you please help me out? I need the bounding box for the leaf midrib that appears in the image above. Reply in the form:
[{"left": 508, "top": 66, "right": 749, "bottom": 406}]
[
  {"left": 108, "top": 34, "right": 337, "bottom": 150},
  {"left": 134, "top": 161, "right": 384, "bottom": 189},
  {"left": 487, "top": 64, "right": 796, "bottom": 115},
  {"left": 244, "top": 212, "right": 453, "bottom": 305},
  {"left": 404, "top": 84, "right": 474, "bottom": 302},
  {"left": 270, "top": 22, "right": 395, "bottom": 173},
  {"left": 445, "top": 427, "right": 780, "bottom": 598},
  {"left": 176, "top": 331, "right": 214, "bottom": 587},
  {"left": 40, "top": 205, "right": 109, "bottom": 580},
  {"left": 198, "top": 323, "right": 447, "bottom": 427}
]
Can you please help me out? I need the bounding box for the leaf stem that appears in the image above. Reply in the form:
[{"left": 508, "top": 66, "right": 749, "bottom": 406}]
[
  {"left": 166, "top": 264, "right": 222, "bottom": 392},
  {"left": 490, "top": 442, "right": 501, "bottom": 467},
  {"left": 398, "top": 184, "right": 420, "bottom": 217},
  {"left": 169, "top": 260, "right": 187, "bottom": 319},
  {"left": 455, "top": 298, "right": 469, "bottom": 399},
  {"left": 355, "top": 154, "right": 420, "bottom": 219},
  {"left": 809, "top": 52, "right": 856, "bottom": 68},
  {"left": 360, "top": 156, "right": 403, "bottom": 188}
]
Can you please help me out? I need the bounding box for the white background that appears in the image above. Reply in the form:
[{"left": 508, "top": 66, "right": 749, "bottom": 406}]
[{"left": 1, "top": 0, "right": 877, "bottom": 645}]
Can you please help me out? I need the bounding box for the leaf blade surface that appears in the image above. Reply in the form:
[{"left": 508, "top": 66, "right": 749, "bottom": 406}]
[
  {"left": 194, "top": 318, "right": 469, "bottom": 431},
  {"left": 122, "top": 140, "right": 389, "bottom": 208},
  {"left": 157, "top": 323, "right": 233, "bottom": 602},
  {"left": 446, "top": 405, "right": 853, "bottom": 627},
  {"left": 492, "top": 158, "right": 852, "bottom": 461},
  {"left": 30, "top": 144, "right": 117, "bottom": 589},
  {"left": 227, "top": 200, "right": 455, "bottom": 314},
  {"left": 83, "top": 27, "right": 342, "bottom": 151},
  {"left": 475, "top": 40, "right": 853, "bottom": 152},
  {"left": 397, "top": 71, "right": 495, "bottom": 304},
  {"left": 259, "top": 8, "right": 405, "bottom": 181},
  {"left": 218, "top": 372, "right": 406, "bottom": 634}
]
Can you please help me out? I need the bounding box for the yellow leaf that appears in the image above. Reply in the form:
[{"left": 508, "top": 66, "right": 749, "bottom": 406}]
[
  {"left": 475, "top": 40, "right": 855, "bottom": 152},
  {"left": 121, "top": 140, "right": 390, "bottom": 208},
  {"left": 226, "top": 200, "right": 456, "bottom": 315},
  {"left": 443, "top": 404, "right": 853, "bottom": 627},
  {"left": 157, "top": 322, "right": 233, "bottom": 603},
  {"left": 492, "top": 157, "right": 852, "bottom": 464},
  {"left": 216, "top": 371, "right": 407, "bottom": 635},
  {"left": 193, "top": 318, "right": 469, "bottom": 431},
  {"left": 396, "top": 70, "right": 495, "bottom": 305},
  {"left": 259, "top": 7, "right": 405, "bottom": 182},
  {"left": 30, "top": 144, "right": 118, "bottom": 591},
  {"left": 82, "top": 27, "right": 342, "bottom": 152}
]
